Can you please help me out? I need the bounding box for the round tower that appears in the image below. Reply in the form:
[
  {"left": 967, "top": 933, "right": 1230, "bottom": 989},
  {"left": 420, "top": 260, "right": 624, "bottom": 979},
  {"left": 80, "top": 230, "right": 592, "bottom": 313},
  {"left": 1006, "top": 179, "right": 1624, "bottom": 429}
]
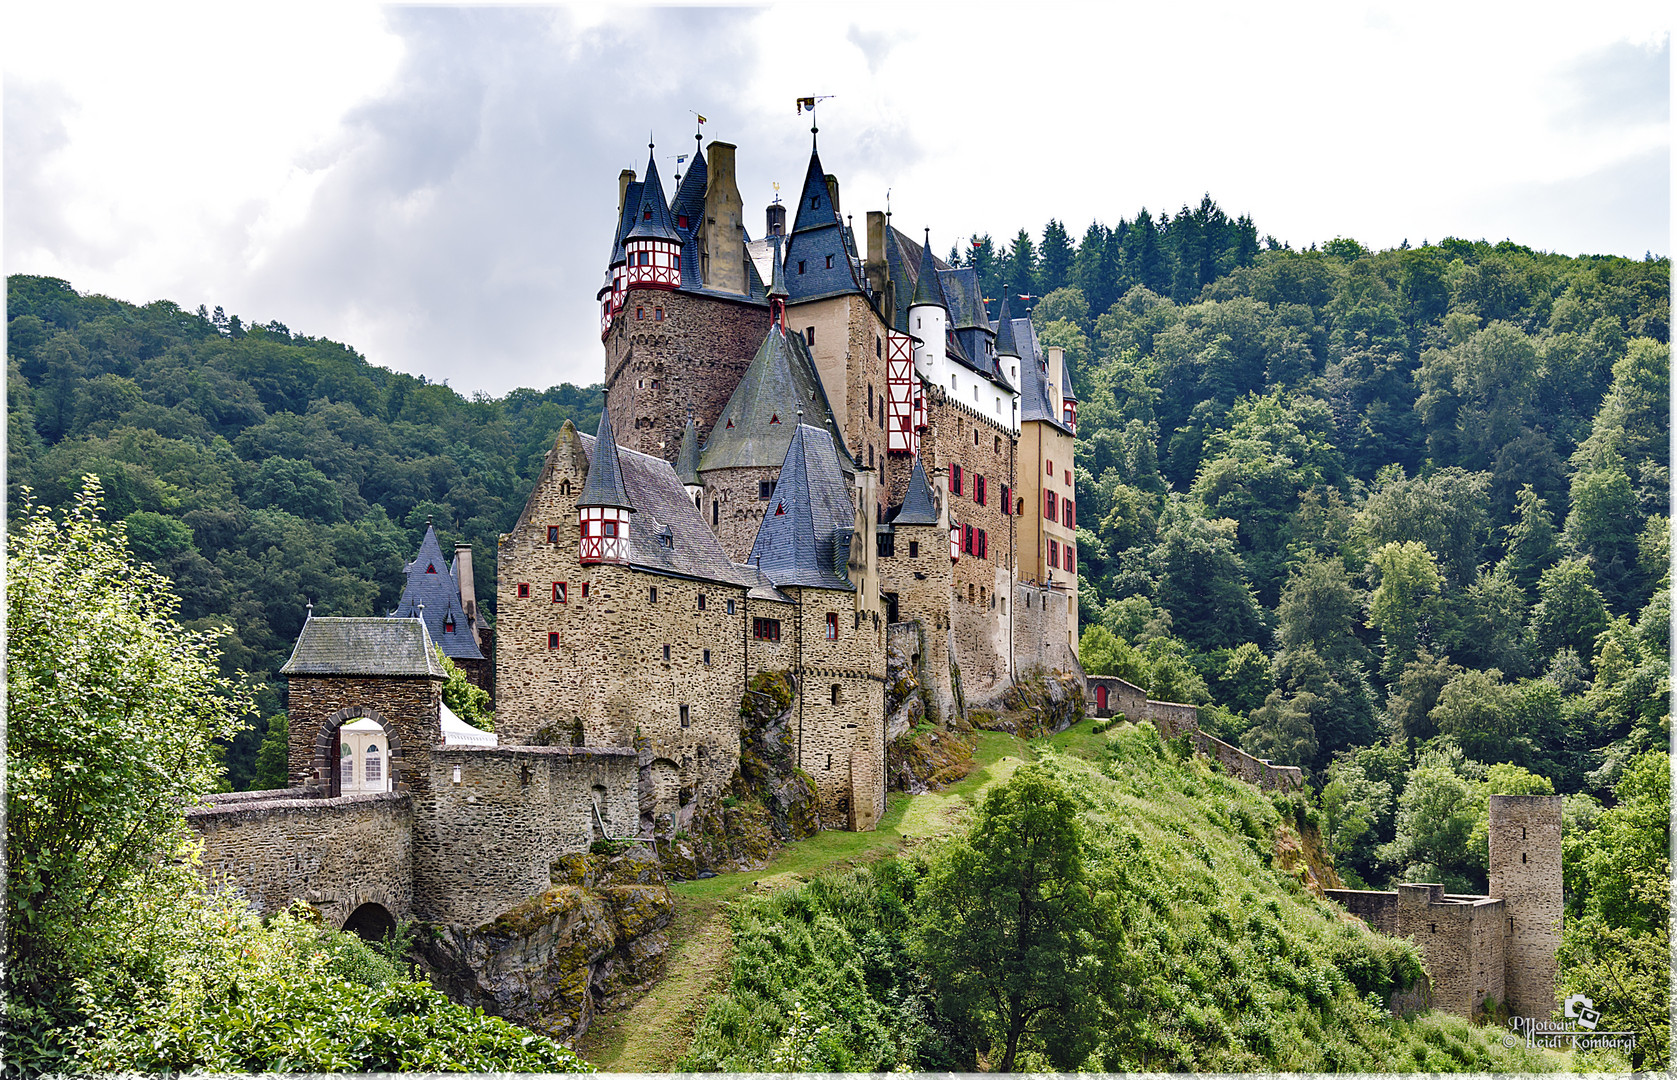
[
  {"left": 623, "top": 144, "right": 681, "bottom": 291},
  {"left": 908, "top": 229, "right": 949, "bottom": 388}
]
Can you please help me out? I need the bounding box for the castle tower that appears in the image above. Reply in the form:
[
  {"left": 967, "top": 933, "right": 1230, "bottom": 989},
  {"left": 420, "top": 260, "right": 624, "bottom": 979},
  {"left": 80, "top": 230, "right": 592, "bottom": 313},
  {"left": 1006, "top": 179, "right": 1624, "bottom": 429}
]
[
  {"left": 1060, "top": 348, "right": 1079, "bottom": 432},
  {"left": 992, "top": 291, "right": 1024, "bottom": 431},
  {"left": 390, "top": 522, "right": 484, "bottom": 665},
  {"left": 577, "top": 410, "right": 635, "bottom": 564},
  {"left": 622, "top": 145, "right": 682, "bottom": 291},
  {"left": 674, "top": 411, "right": 703, "bottom": 509},
  {"left": 1487, "top": 795, "right": 1563, "bottom": 1019},
  {"left": 908, "top": 230, "right": 950, "bottom": 389}
]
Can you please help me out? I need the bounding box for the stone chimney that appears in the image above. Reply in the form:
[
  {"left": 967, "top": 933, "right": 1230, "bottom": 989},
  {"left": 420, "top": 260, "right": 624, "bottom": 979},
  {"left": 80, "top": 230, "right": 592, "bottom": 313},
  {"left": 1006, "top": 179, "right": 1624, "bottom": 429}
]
[
  {"left": 766, "top": 201, "right": 786, "bottom": 237},
  {"left": 617, "top": 168, "right": 636, "bottom": 218},
  {"left": 699, "top": 141, "right": 745, "bottom": 295},
  {"left": 454, "top": 543, "right": 481, "bottom": 644},
  {"left": 824, "top": 174, "right": 840, "bottom": 216},
  {"left": 1046, "top": 345, "right": 1064, "bottom": 414},
  {"left": 865, "top": 211, "right": 890, "bottom": 297}
]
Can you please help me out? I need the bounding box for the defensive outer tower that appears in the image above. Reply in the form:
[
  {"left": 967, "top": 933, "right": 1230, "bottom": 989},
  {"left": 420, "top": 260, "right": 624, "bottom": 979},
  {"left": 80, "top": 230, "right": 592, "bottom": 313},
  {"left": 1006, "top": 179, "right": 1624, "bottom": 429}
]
[{"left": 1487, "top": 794, "right": 1563, "bottom": 1019}]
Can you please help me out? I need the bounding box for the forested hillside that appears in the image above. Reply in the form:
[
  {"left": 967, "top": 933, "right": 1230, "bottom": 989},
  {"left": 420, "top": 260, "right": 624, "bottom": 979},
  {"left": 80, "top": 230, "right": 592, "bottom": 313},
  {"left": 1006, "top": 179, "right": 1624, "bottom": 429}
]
[{"left": 6, "top": 275, "right": 602, "bottom": 785}]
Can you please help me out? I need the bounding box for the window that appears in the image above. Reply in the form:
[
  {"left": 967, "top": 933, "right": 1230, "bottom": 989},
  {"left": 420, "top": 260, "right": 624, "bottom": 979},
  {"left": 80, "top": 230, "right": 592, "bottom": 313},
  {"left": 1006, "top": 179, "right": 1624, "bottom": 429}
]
[
  {"left": 975, "top": 475, "right": 987, "bottom": 506},
  {"left": 548, "top": 631, "right": 560, "bottom": 649},
  {"left": 712, "top": 500, "right": 720, "bottom": 527},
  {"left": 518, "top": 583, "right": 531, "bottom": 599},
  {"left": 547, "top": 525, "right": 559, "bottom": 543},
  {"left": 703, "top": 649, "right": 711, "bottom": 665},
  {"left": 825, "top": 254, "right": 834, "bottom": 269},
  {"left": 826, "top": 612, "right": 838, "bottom": 640},
  {"left": 963, "top": 524, "right": 974, "bottom": 555},
  {"left": 1001, "top": 483, "right": 1011, "bottom": 515},
  {"left": 909, "top": 540, "right": 920, "bottom": 558},
  {"left": 581, "top": 582, "right": 589, "bottom": 598},
  {"left": 662, "top": 644, "right": 671, "bottom": 661},
  {"left": 830, "top": 684, "right": 841, "bottom": 704},
  {"left": 654, "top": 307, "right": 664, "bottom": 322},
  {"left": 649, "top": 586, "right": 658, "bottom": 604},
  {"left": 995, "top": 435, "right": 1002, "bottom": 452},
  {"left": 1065, "top": 546, "right": 1076, "bottom": 573},
  {"left": 680, "top": 704, "right": 690, "bottom": 728},
  {"left": 753, "top": 617, "right": 781, "bottom": 641},
  {"left": 677, "top": 214, "right": 688, "bottom": 229},
  {"left": 426, "top": 563, "right": 436, "bottom": 574},
  {"left": 1065, "top": 469, "right": 1071, "bottom": 485},
  {"left": 867, "top": 386, "right": 874, "bottom": 419},
  {"left": 1047, "top": 459, "right": 1053, "bottom": 475},
  {"left": 949, "top": 463, "right": 963, "bottom": 496},
  {"left": 1045, "top": 490, "right": 1058, "bottom": 521},
  {"left": 341, "top": 745, "right": 353, "bottom": 785},
  {"left": 798, "top": 260, "right": 806, "bottom": 274},
  {"left": 552, "top": 581, "right": 567, "bottom": 603},
  {"left": 602, "top": 520, "right": 618, "bottom": 537},
  {"left": 977, "top": 529, "right": 988, "bottom": 560},
  {"left": 697, "top": 594, "right": 707, "bottom": 610},
  {"left": 365, "top": 744, "right": 381, "bottom": 784},
  {"left": 759, "top": 480, "right": 773, "bottom": 500},
  {"left": 877, "top": 531, "right": 894, "bottom": 557},
  {"left": 1048, "top": 538, "right": 1060, "bottom": 569},
  {"left": 805, "top": 326, "right": 815, "bottom": 346},
  {"left": 726, "top": 598, "right": 736, "bottom": 615},
  {"left": 1065, "top": 501, "right": 1075, "bottom": 528},
  {"left": 443, "top": 615, "right": 455, "bottom": 633},
  {"left": 636, "top": 306, "right": 645, "bottom": 320}
]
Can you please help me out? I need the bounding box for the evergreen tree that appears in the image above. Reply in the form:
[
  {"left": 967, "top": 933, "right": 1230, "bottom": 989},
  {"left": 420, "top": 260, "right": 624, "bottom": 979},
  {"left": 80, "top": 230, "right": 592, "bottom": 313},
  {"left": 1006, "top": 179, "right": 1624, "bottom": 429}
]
[
  {"left": 1002, "top": 228, "right": 1038, "bottom": 306},
  {"left": 1037, "top": 218, "right": 1075, "bottom": 296},
  {"left": 1125, "top": 210, "right": 1171, "bottom": 297}
]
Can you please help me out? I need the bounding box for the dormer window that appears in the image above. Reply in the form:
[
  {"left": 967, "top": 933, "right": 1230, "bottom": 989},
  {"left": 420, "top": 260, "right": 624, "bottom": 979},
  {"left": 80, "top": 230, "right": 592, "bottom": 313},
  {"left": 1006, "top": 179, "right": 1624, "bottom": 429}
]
[
  {"left": 444, "top": 615, "right": 455, "bottom": 633},
  {"left": 426, "top": 563, "right": 436, "bottom": 574},
  {"left": 825, "top": 255, "right": 834, "bottom": 269},
  {"left": 798, "top": 261, "right": 806, "bottom": 274},
  {"left": 643, "top": 209, "right": 652, "bottom": 220},
  {"left": 677, "top": 214, "right": 688, "bottom": 229},
  {"left": 769, "top": 413, "right": 781, "bottom": 424},
  {"left": 775, "top": 503, "right": 786, "bottom": 515}
]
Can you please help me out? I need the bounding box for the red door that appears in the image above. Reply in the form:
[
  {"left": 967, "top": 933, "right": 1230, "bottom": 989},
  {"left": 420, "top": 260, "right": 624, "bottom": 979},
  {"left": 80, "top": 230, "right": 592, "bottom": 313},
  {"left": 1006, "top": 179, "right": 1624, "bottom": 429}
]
[{"left": 1096, "top": 685, "right": 1108, "bottom": 714}]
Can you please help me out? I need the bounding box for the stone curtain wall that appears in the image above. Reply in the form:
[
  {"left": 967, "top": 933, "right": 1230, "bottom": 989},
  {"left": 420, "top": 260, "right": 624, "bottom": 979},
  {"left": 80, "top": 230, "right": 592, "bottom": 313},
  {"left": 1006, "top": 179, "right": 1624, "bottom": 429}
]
[
  {"left": 1324, "top": 888, "right": 1398, "bottom": 935},
  {"left": 786, "top": 585, "right": 887, "bottom": 830},
  {"left": 604, "top": 288, "right": 768, "bottom": 462},
  {"left": 415, "top": 746, "right": 638, "bottom": 926},
  {"left": 701, "top": 466, "right": 779, "bottom": 564},
  {"left": 1487, "top": 795, "right": 1563, "bottom": 1018},
  {"left": 1084, "top": 675, "right": 1304, "bottom": 792},
  {"left": 1399, "top": 885, "right": 1506, "bottom": 1017},
  {"left": 1013, "top": 581, "right": 1079, "bottom": 681},
  {"left": 795, "top": 294, "right": 892, "bottom": 473},
  {"left": 879, "top": 521, "right": 955, "bottom": 721},
  {"left": 188, "top": 790, "right": 413, "bottom": 929},
  {"left": 286, "top": 675, "right": 442, "bottom": 801}
]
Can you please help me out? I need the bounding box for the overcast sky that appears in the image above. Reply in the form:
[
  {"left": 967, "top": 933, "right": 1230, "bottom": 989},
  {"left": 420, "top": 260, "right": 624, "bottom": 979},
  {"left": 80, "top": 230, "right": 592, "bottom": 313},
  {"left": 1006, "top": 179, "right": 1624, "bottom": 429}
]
[{"left": 6, "top": 3, "right": 1669, "bottom": 397}]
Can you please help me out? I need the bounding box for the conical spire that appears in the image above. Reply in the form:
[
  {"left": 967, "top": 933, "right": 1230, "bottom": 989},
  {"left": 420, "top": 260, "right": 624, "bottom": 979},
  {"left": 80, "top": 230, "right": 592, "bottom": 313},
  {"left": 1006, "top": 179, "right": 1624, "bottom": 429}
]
[
  {"left": 909, "top": 230, "right": 949, "bottom": 312},
  {"left": 790, "top": 147, "right": 839, "bottom": 234},
  {"left": 390, "top": 523, "right": 483, "bottom": 660},
  {"left": 994, "top": 290, "right": 1019, "bottom": 357},
  {"left": 699, "top": 323, "right": 853, "bottom": 477},
  {"left": 674, "top": 412, "right": 701, "bottom": 486},
  {"left": 768, "top": 236, "right": 789, "bottom": 300},
  {"left": 577, "top": 409, "right": 636, "bottom": 511},
  {"left": 625, "top": 146, "right": 680, "bottom": 242},
  {"left": 892, "top": 454, "right": 940, "bottom": 525},
  {"left": 747, "top": 423, "right": 856, "bottom": 590}
]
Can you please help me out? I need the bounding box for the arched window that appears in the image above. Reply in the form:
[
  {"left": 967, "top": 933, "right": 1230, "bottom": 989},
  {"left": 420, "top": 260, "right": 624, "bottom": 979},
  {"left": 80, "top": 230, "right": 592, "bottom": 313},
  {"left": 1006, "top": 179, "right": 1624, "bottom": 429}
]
[
  {"left": 341, "top": 743, "right": 353, "bottom": 785},
  {"left": 365, "top": 744, "right": 382, "bottom": 784},
  {"left": 831, "top": 683, "right": 841, "bottom": 704}
]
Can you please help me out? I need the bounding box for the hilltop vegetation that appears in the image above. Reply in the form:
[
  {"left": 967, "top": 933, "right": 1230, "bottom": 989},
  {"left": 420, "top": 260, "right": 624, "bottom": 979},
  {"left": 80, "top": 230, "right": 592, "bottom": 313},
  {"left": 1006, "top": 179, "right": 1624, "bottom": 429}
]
[
  {"left": 6, "top": 275, "right": 601, "bottom": 785},
  {"left": 679, "top": 722, "right": 1552, "bottom": 1072}
]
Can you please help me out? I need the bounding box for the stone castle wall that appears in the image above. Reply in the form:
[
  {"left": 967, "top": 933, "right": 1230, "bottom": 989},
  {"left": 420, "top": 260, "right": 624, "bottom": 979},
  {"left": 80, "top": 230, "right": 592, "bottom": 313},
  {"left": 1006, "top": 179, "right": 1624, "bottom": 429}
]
[
  {"left": 785, "top": 586, "right": 887, "bottom": 830},
  {"left": 414, "top": 746, "right": 638, "bottom": 927},
  {"left": 702, "top": 465, "right": 778, "bottom": 564},
  {"left": 1487, "top": 795, "right": 1562, "bottom": 1018},
  {"left": 1084, "top": 675, "right": 1303, "bottom": 791},
  {"left": 604, "top": 287, "right": 767, "bottom": 461},
  {"left": 879, "top": 520, "right": 955, "bottom": 721},
  {"left": 791, "top": 293, "right": 892, "bottom": 474},
  {"left": 286, "top": 674, "right": 443, "bottom": 802},
  {"left": 188, "top": 790, "right": 413, "bottom": 930},
  {"left": 1013, "top": 581, "right": 1079, "bottom": 682}
]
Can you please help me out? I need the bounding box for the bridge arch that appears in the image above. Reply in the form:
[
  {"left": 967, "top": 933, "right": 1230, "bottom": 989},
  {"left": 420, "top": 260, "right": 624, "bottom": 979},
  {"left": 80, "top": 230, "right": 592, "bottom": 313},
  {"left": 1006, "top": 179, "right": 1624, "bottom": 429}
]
[
  {"left": 342, "top": 901, "right": 397, "bottom": 943},
  {"left": 312, "top": 706, "right": 408, "bottom": 796}
]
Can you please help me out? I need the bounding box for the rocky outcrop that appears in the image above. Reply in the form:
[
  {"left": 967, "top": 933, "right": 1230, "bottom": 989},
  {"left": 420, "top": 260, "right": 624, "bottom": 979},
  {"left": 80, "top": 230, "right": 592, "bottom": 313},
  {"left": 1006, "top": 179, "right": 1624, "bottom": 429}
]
[
  {"left": 886, "top": 725, "right": 975, "bottom": 793},
  {"left": 419, "top": 845, "right": 673, "bottom": 1040},
  {"left": 998, "top": 668, "right": 1086, "bottom": 738},
  {"left": 884, "top": 635, "right": 929, "bottom": 741}
]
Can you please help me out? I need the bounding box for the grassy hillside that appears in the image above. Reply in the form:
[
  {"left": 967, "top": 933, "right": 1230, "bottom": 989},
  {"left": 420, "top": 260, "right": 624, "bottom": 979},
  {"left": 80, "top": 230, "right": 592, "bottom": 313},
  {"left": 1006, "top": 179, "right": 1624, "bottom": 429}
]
[{"left": 678, "top": 719, "right": 1557, "bottom": 1072}]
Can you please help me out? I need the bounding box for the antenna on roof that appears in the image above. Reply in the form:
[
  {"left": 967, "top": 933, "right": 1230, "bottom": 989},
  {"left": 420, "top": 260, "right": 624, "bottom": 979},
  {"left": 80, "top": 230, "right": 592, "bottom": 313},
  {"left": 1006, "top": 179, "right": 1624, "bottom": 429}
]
[
  {"left": 417, "top": 603, "right": 425, "bottom": 620},
  {"left": 771, "top": 181, "right": 781, "bottom": 205},
  {"left": 306, "top": 602, "right": 313, "bottom": 620}
]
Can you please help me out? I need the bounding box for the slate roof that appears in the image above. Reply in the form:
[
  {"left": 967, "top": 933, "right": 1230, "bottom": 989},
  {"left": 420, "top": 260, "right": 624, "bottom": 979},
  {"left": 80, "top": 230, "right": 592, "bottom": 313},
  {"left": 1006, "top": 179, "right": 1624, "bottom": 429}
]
[
  {"left": 390, "top": 524, "right": 484, "bottom": 660},
  {"left": 1018, "top": 318, "right": 1073, "bottom": 435},
  {"left": 1061, "top": 352, "right": 1079, "bottom": 401},
  {"left": 994, "top": 294, "right": 1020, "bottom": 356},
  {"left": 577, "top": 409, "right": 636, "bottom": 510},
  {"left": 790, "top": 148, "right": 840, "bottom": 235},
  {"left": 281, "top": 617, "right": 449, "bottom": 679},
  {"left": 697, "top": 322, "right": 854, "bottom": 477},
  {"left": 624, "top": 151, "right": 680, "bottom": 243},
  {"left": 889, "top": 454, "right": 940, "bottom": 526},
  {"left": 938, "top": 266, "right": 988, "bottom": 331},
  {"left": 674, "top": 413, "right": 701, "bottom": 486},
  {"left": 908, "top": 232, "right": 950, "bottom": 312},
  {"left": 670, "top": 140, "right": 707, "bottom": 236},
  {"left": 577, "top": 431, "right": 759, "bottom": 587},
  {"left": 608, "top": 180, "right": 643, "bottom": 267},
  {"left": 748, "top": 423, "right": 857, "bottom": 591}
]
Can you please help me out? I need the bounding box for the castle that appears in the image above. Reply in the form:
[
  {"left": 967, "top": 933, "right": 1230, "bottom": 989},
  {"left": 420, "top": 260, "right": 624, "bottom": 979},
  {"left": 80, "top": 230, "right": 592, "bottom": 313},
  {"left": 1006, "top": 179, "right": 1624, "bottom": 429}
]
[{"left": 189, "top": 125, "right": 1088, "bottom": 944}]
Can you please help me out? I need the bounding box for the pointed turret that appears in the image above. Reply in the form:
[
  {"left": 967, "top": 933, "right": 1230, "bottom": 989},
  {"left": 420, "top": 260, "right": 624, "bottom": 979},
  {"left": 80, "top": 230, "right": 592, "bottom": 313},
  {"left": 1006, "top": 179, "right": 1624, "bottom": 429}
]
[
  {"left": 675, "top": 411, "right": 702, "bottom": 503},
  {"left": 908, "top": 230, "right": 950, "bottom": 385},
  {"left": 391, "top": 523, "right": 484, "bottom": 660},
  {"left": 670, "top": 138, "right": 707, "bottom": 237},
  {"left": 748, "top": 424, "right": 857, "bottom": 591},
  {"left": 890, "top": 454, "right": 940, "bottom": 526},
  {"left": 578, "top": 410, "right": 635, "bottom": 564},
  {"left": 623, "top": 145, "right": 681, "bottom": 289},
  {"left": 790, "top": 147, "right": 840, "bottom": 234},
  {"left": 1060, "top": 353, "right": 1079, "bottom": 431},
  {"left": 767, "top": 236, "right": 789, "bottom": 330},
  {"left": 994, "top": 292, "right": 1019, "bottom": 358},
  {"left": 909, "top": 232, "right": 949, "bottom": 311},
  {"left": 784, "top": 144, "right": 862, "bottom": 301}
]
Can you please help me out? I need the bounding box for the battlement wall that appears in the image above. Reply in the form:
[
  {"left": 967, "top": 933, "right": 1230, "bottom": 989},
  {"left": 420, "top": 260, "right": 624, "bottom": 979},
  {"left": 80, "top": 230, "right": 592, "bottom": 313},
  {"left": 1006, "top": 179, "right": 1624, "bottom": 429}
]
[
  {"left": 1085, "top": 675, "right": 1302, "bottom": 791},
  {"left": 415, "top": 746, "right": 639, "bottom": 928},
  {"left": 187, "top": 791, "right": 413, "bottom": 930}
]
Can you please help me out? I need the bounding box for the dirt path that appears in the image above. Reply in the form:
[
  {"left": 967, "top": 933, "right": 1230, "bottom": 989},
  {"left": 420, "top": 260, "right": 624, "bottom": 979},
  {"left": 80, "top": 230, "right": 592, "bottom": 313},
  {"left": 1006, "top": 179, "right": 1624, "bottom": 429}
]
[{"left": 575, "top": 731, "right": 1031, "bottom": 1070}]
